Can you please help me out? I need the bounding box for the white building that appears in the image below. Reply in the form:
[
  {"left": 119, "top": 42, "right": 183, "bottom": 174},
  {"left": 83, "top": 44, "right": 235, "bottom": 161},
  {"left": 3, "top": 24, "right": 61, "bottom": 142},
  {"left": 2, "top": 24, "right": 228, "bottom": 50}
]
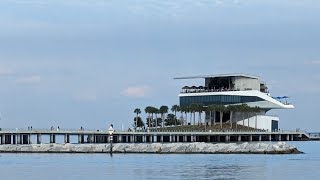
[{"left": 175, "top": 74, "right": 294, "bottom": 131}]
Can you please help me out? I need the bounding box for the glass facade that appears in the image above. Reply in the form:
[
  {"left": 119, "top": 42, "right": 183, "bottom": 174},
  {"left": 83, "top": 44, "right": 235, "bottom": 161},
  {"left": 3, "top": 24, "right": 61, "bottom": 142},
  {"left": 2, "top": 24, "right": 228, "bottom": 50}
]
[{"left": 180, "top": 95, "right": 264, "bottom": 106}]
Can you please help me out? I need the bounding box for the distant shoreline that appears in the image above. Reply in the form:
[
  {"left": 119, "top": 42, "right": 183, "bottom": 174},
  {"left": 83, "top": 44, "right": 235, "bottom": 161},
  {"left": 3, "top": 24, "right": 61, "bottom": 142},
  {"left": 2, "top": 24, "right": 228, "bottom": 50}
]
[{"left": 0, "top": 142, "right": 302, "bottom": 154}]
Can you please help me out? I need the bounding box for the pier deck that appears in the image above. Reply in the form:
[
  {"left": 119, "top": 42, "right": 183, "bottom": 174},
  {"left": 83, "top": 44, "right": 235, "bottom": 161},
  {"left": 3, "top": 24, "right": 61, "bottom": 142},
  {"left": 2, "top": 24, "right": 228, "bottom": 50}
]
[{"left": 0, "top": 128, "right": 311, "bottom": 145}]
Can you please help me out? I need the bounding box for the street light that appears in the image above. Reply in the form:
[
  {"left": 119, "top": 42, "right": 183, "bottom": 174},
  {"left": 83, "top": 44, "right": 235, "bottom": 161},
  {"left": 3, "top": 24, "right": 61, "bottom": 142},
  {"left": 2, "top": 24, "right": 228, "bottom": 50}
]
[{"left": 108, "top": 124, "right": 114, "bottom": 154}]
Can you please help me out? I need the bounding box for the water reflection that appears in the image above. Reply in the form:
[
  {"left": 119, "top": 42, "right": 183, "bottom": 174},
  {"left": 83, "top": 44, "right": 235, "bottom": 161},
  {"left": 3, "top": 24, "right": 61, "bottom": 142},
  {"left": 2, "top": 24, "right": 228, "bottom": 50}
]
[{"left": 0, "top": 142, "right": 318, "bottom": 180}]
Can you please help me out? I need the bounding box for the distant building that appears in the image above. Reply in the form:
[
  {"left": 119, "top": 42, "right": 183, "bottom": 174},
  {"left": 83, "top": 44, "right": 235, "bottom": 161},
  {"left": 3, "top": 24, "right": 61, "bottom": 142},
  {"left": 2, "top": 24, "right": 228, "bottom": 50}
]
[{"left": 175, "top": 73, "right": 294, "bottom": 131}]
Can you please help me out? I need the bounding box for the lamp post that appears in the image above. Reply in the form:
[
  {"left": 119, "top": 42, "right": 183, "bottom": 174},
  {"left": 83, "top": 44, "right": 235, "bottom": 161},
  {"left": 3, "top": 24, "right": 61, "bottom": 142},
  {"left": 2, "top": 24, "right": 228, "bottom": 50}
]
[{"left": 108, "top": 124, "right": 114, "bottom": 154}]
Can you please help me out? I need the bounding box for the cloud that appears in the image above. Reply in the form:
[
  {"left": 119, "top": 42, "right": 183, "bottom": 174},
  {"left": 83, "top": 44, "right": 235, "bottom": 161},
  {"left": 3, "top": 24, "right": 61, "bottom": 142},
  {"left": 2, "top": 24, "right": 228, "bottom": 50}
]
[
  {"left": 122, "top": 86, "right": 151, "bottom": 98},
  {"left": 15, "top": 75, "right": 41, "bottom": 84},
  {"left": 73, "top": 90, "right": 97, "bottom": 101},
  {"left": 0, "top": 64, "right": 14, "bottom": 75},
  {"left": 310, "top": 60, "right": 320, "bottom": 65}
]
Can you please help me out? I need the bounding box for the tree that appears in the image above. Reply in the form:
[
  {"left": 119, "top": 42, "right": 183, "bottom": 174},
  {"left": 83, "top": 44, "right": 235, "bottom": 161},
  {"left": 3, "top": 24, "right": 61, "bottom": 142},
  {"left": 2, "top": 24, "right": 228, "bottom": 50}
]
[
  {"left": 165, "top": 113, "right": 182, "bottom": 126},
  {"left": 190, "top": 103, "right": 198, "bottom": 125},
  {"left": 195, "top": 104, "right": 204, "bottom": 126},
  {"left": 160, "top": 105, "right": 169, "bottom": 127},
  {"left": 145, "top": 117, "right": 153, "bottom": 128},
  {"left": 133, "top": 116, "right": 144, "bottom": 129},
  {"left": 134, "top": 108, "right": 141, "bottom": 131},
  {"left": 226, "top": 105, "right": 236, "bottom": 129},
  {"left": 239, "top": 104, "right": 249, "bottom": 128},
  {"left": 216, "top": 105, "right": 227, "bottom": 129},
  {"left": 171, "top": 105, "right": 181, "bottom": 126},
  {"left": 180, "top": 105, "right": 189, "bottom": 125},
  {"left": 252, "top": 106, "right": 261, "bottom": 129},
  {"left": 207, "top": 105, "right": 214, "bottom": 127},
  {"left": 145, "top": 106, "right": 153, "bottom": 128},
  {"left": 152, "top": 107, "right": 159, "bottom": 129}
]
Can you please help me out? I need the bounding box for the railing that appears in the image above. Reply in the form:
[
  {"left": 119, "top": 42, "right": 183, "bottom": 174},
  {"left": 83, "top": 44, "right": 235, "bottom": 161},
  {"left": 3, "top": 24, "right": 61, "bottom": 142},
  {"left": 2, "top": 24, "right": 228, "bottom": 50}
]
[
  {"left": 0, "top": 128, "right": 307, "bottom": 134},
  {"left": 180, "top": 88, "right": 241, "bottom": 94}
]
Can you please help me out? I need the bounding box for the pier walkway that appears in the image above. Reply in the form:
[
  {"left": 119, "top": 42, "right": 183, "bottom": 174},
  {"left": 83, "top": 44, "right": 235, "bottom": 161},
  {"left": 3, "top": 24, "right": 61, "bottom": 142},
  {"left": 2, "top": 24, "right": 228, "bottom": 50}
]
[{"left": 0, "top": 128, "right": 311, "bottom": 145}]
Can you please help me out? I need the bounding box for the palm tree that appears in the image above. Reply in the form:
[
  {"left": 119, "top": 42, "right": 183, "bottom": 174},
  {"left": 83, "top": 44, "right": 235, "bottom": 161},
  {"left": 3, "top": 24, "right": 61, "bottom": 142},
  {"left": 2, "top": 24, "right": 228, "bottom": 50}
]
[
  {"left": 180, "top": 105, "right": 189, "bottom": 125},
  {"left": 239, "top": 104, "right": 249, "bottom": 128},
  {"left": 134, "top": 108, "right": 141, "bottom": 131},
  {"left": 171, "top": 105, "right": 180, "bottom": 126},
  {"left": 152, "top": 107, "right": 159, "bottom": 129},
  {"left": 159, "top": 105, "right": 169, "bottom": 127},
  {"left": 207, "top": 105, "right": 215, "bottom": 127},
  {"left": 253, "top": 106, "right": 261, "bottom": 129},
  {"left": 196, "top": 104, "right": 204, "bottom": 126},
  {"left": 227, "top": 105, "right": 235, "bottom": 129},
  {"left": 190, "top": 103, "right": 198, "bottom": 125},
  {"left": 145, "top": 106, "right": 152, "bottom": 128},
  {"left": 216, "top": 105, "right": 227, "bottom": 129}
]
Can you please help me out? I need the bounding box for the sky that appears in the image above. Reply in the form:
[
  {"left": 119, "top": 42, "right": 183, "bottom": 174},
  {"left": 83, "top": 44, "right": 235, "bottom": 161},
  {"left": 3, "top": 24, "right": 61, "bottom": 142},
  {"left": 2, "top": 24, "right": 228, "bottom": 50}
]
[{"left": 0, "top": 0, "right": 319, "bottom": 131}]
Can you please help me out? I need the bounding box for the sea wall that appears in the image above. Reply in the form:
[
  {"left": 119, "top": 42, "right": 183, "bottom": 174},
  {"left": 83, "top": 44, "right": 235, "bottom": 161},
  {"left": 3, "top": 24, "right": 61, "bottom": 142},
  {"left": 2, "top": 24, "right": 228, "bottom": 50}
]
[{"left": 0, "top": 142, "right": 301, "bottom": 154}]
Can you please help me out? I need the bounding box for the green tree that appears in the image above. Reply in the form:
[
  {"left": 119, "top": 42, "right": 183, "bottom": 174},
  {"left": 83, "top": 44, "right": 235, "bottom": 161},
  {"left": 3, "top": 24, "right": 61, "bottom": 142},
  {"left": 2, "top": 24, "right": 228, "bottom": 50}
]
[
  {"left": 226, "top": 105, "right": 236, "bottom": 129},
  {"left": 159, "top": 105, "right": 169, "bottom": 127},
  {"left": 216, "top": 105, "right": 227, "bottom": 129},
  {"left": 133, "top": 116, "right": 144, "bottom": 129},
  {"left": 171, "top": 105, "right": 181, "bottom": 126},
  {"left": 195, "top": 103, "right": 204, "bottom": 126},
  {"left": 252, "top": 106, "right": 261, "bottom": 129},
  {"left": 180, "top": 105, "right": 189, "bottom": 125},
  {"left": 190, "top": 103, "right": 198, "bottom": 125},
  {"left": 134, "top": 108, "right": 141, "bottom": 131},
  {"left": 145, "top": 106, "right": 153, "bottom": 128}
]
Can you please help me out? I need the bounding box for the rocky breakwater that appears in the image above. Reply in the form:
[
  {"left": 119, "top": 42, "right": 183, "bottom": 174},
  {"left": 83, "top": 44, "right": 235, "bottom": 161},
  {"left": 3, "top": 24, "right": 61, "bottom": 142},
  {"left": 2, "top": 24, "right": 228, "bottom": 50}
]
[{"left": 0, "top": 142, "right": 301, "bottom": 154}]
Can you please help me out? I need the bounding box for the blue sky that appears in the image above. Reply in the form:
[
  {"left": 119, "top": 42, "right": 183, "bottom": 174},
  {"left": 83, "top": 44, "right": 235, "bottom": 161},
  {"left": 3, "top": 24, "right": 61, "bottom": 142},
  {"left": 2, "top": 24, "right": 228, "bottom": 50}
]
[{"left": 0, "top": 0, "right": 319, "bottom": 131}]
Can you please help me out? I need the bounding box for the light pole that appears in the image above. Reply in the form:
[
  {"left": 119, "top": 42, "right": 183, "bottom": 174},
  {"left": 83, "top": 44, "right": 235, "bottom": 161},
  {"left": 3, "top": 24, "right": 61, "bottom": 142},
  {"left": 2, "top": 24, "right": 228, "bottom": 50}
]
[{"left": 108, "top": 124, "right": 114, "bottom": 154}]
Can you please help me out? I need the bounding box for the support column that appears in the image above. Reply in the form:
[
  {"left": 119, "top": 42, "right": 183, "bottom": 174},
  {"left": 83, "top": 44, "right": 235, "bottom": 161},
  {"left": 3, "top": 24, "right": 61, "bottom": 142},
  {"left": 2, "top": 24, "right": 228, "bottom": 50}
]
[
  {"left": 169, "top": 135, "right": 172, "bottom": 143},
  {"left": 184, "top": 136, "right": 187, "bottom": 142},
  {"left": 290, "top": 134, "right": 294, "bottom": 141},
  {"left": 286, "top": 134, "right": 290, "bottom": 141},
  {"left": 177, "top": 135, "right": 180, "bottom": 142},
  {"left": 118, "top": 135, "right": 122, "bottom": 143},
  {"left": 225, "top": 135, "right": 230, "bottom": 142},
  {"left": 269, "top": 134, "right": 272, "bottom": 141},
  {"left": 12, "top": 134, "right": 17, "bottom": 144},
  {"left": 64, "top": 134, "right": 69, "bottom": 144},
  {"left": 17, "top": 135, "right": 21, "bottom": 144},
  {"left": 37, "top": 134, "right": 42, "bottom": 144},
  {"left": 51, "top": 134, "right": 55, "bottom": 143},
  {"left": 259, "top": 135, "right": 262, "bottom": 142},
  {"left": 1, "top": 134, "right": 5, "bottom": 144},
  {"left": 278, "top": 134, "right": 282, "bottom": 141},
  {"left": 238, "top": 135, "right": 241, "bottom": 142},
  {"left": 28, "top": 134, "right": 31, "bottom": 144},
  {"left": 249, "top": 135, "right": 252, "bottom": 142},
  {"left": 154, "top": 135, "right": 157, "bottom": 143}
]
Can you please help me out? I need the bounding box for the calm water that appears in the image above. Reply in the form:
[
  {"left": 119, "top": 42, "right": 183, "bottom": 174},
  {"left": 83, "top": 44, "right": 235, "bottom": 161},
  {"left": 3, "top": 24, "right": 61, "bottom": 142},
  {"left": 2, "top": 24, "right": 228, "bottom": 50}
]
[{"left": 0, "top": 142, "right": 319, "bottom": 180}]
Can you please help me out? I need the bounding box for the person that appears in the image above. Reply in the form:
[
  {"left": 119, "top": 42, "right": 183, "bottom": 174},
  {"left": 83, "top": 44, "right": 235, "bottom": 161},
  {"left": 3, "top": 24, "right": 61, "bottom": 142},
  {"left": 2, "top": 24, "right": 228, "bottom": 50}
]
[
  {"left": 57, "top": 126, "right": 60, "bottom": 131},
  {"left": 30, "top": 126, "right": 33, "bottom": 131}
]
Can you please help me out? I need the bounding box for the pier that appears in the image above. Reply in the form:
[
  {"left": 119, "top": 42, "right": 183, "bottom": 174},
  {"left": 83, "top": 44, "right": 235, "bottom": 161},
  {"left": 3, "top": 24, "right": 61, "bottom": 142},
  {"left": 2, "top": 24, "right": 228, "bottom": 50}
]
[{"left": 0, "top": 128, "right": 311, "bottom": 145}]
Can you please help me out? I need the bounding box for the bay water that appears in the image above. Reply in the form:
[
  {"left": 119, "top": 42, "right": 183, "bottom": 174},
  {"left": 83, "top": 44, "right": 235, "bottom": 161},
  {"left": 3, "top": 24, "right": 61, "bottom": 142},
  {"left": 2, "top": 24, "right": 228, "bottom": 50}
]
[{"left": 0, "top": 141, "right": 319, "bottom": 180}]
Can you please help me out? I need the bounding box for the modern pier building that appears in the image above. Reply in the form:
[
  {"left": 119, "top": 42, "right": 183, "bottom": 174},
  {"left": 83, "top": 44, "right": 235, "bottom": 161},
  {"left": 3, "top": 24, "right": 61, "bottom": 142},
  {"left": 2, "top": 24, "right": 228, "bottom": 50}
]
[{"left": 175, "top": 74, "right": 294, "bottom": 131}]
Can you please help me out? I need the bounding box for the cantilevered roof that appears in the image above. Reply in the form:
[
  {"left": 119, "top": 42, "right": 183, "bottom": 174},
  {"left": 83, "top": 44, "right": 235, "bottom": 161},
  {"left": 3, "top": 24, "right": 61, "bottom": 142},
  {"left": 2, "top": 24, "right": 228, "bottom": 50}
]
[{"left": 174, "top": 73, "right": 259, "bottom": 80}]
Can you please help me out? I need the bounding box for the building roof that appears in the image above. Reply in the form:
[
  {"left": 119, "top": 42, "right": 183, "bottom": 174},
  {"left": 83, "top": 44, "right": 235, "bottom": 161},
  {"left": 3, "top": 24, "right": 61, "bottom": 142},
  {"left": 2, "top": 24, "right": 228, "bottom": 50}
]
[{"left": 174, "top": 73, "right": 260, "bottom": 80}]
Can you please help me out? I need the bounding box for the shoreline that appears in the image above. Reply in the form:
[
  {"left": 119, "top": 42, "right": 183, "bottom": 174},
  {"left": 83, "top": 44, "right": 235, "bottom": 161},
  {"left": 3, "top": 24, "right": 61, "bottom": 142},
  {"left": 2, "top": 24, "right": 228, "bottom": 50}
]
[{"left": 0, "top": 142, "right": 302, "bottom": 154}]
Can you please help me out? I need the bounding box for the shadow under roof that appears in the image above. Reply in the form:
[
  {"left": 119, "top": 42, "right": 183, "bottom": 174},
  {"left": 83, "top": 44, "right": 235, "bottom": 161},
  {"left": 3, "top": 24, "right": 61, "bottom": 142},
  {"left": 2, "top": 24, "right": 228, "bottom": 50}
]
[{"left": 174, "top": 73, "right": 260, "bottom": 80}]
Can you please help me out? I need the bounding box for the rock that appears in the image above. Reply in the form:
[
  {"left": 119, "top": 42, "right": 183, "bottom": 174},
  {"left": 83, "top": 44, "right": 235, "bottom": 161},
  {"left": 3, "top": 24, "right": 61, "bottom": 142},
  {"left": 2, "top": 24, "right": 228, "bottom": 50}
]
[{"left": 0, "top": 142, "right": 302, "bottom": 154}]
